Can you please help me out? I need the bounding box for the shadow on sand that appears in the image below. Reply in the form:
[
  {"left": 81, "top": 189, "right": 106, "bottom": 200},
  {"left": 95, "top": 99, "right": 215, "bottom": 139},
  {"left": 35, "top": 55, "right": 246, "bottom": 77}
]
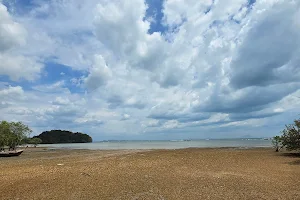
[
  {"left": 288, "top": 160, "right": 300, "bottom": 165},
  {"left": 279, "top": 152, "right": 300, "bottom": 165},
  {"left": 281, "top": 152, "right": 300, "bottom": 158}
]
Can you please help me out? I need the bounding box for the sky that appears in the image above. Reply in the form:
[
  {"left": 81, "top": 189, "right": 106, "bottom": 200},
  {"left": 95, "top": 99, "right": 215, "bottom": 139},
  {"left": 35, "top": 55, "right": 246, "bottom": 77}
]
[{"left": 0, "top": 0, "right": 299, "bottom": 141}]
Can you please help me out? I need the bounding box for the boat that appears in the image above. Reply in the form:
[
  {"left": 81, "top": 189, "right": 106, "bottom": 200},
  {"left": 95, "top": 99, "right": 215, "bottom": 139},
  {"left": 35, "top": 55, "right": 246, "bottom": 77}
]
[{"left": 0, "top": 150, "right": 24, "bottom": 157}]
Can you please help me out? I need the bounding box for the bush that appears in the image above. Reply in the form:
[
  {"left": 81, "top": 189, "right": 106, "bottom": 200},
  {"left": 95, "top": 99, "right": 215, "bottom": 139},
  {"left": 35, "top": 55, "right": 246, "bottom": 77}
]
[
  {"left": 272, "top": 136, "right": 283, "bottom": 152},
  {"left": 28, "top": 138, "right": 42, "bottom": 147},
  {"left": 0, "top": 121, "right": 32, "bottom": 150},
  {"left": 281, "top": 119, "right": 300, "bottom": 151}
]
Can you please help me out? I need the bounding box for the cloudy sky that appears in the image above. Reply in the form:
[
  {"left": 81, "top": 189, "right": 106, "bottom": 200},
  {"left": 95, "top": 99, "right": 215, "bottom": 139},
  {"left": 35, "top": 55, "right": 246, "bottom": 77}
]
[{"left": 0, "top": 0, "right": 299, "bottom": 140}]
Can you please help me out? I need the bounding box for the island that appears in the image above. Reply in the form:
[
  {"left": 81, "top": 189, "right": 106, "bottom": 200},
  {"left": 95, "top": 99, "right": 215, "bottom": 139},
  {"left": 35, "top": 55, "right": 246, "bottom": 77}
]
[{"left": 33, "top": 130, "right": 93, "bottom": 144}]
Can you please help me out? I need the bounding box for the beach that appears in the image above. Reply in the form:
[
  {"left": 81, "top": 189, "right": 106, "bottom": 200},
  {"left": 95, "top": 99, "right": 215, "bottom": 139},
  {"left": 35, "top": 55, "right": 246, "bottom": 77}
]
[{"left": 0, "top": 148, "right": 299, "bottom": 200}]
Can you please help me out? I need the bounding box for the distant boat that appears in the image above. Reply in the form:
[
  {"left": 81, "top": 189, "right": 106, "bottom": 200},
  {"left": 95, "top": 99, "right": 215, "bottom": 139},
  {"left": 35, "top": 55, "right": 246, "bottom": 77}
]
[{"left": 0, "top": 150, "right": 24, "bottom": 157}]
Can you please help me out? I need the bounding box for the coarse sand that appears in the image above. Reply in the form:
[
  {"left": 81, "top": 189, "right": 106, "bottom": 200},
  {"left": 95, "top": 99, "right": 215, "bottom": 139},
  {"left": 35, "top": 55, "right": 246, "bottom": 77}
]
[{"left": 0, "top": 147, "right": 300, "bottom": 200}]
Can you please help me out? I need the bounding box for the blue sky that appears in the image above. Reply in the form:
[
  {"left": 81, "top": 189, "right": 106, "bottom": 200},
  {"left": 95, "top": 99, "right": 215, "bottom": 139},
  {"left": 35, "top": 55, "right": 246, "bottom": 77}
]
[
  {"left": 145, "top": 0, "right": 167, "bottom": 34},
  {"left": 0, "top": 0, "right": 299, "bottom": 141}
]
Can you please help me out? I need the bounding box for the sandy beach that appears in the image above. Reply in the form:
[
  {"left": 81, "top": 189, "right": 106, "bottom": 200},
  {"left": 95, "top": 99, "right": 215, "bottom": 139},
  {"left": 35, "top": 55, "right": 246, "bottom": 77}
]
[{"left": 0, "top": 147, "right": 299, "bottom": 200}]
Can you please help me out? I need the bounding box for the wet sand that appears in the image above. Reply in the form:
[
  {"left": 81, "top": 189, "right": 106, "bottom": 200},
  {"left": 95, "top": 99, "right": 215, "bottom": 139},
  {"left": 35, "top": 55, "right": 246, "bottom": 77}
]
[{"left": 0, "top": 147, "right": 300, "bottom": 200}]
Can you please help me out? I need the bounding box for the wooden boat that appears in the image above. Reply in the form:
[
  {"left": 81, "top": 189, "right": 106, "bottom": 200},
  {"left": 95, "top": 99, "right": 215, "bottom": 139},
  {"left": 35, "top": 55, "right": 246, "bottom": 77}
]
[{"left": 0, "top": 150, "right": 24, "bottom": 157}]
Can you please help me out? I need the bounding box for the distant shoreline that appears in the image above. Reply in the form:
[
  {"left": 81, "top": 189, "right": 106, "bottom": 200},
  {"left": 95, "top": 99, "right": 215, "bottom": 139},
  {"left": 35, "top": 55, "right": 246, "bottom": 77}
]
[
  {"left": 35, "top": 146, "right": 273, "bottom": 151},
  {"left": 35, "top": 139, "right": 272, "bottom": 150},
  {"left": 94, "top": 138, "right": 272, "bottom": 142}
]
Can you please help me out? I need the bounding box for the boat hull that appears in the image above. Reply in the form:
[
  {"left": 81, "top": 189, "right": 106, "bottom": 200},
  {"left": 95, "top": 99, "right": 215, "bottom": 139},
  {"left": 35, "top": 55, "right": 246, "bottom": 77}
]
[{"left": 0, "top": 150, "right": 23, "bottom": 157}]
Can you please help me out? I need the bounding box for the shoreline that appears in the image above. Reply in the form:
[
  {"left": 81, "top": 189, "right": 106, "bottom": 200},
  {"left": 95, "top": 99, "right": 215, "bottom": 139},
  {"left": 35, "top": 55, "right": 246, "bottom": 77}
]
[
  {"left": 31, "top": 138, "right": 272, "bottom": 151},
  {"left": 1, "top": 147, "right": 299, "bottom": 199},
  {"left": 11, "top": 146, "right": 272, "bottom": 154},
  {"left": 34, "top": 146, "right": 273, "bottom": 150}
]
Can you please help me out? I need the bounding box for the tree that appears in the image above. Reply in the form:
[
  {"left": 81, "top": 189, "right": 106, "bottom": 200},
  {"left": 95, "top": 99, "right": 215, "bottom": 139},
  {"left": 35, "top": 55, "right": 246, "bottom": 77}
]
[
  {"left": 0, "top": 121, "right": 32, "bottom": 151},
  {"left": 28, "top": 138, "right": 42, "bottom": 147},
  {"left": 272, "top": 136, "right": 283, "bottom": 152},
  {"left": 281, "top": 119, "right": 300, "bottom": 151},
  {"left": 9, "top": 121, "right": 32, "bottom": 149},
  {"left": 0, "top": 121, "right": 12, "bottom": 151}
]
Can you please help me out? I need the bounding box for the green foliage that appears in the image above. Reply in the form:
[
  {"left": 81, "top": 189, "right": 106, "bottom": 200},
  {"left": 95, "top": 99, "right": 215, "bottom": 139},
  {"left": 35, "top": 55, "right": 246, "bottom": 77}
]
[
  {"left": 0, "top": 121, "right": 32, "bottom": 149},
  {"left": 0, "top": 121, "right": 10, "bottom": 149},
  {"left": 281, "top": 119, "right": 300, "bottom": 151},
  {"left": 28, "top": 138, "right": 42, "bottom": 147},
  {"left": 22, "top": 137, "right": 31, "bottom": 144},
  {"left": 272, "top": 136, "right": 283, "bottom": 152},
  {"left": 34, "top": 130, "right": 92, "bottom": 144}
]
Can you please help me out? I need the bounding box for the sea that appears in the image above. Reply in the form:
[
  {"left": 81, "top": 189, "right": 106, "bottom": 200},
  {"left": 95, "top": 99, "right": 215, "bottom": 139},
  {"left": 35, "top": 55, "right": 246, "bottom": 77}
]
[{"left": 39, "top": 138, "right": 272, "bottom": 150}]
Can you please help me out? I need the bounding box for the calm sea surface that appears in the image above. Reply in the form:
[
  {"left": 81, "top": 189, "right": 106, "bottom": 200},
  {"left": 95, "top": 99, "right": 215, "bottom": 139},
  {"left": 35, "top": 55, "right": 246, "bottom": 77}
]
[{"left": 39, "top": 139, "right": 272, "bottom": 150}]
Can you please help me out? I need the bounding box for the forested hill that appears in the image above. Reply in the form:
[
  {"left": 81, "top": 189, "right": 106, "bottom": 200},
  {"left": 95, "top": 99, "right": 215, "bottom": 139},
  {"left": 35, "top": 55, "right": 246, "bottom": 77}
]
[{"left": 34, "top": 130, "right": 93, "bottom": 144}]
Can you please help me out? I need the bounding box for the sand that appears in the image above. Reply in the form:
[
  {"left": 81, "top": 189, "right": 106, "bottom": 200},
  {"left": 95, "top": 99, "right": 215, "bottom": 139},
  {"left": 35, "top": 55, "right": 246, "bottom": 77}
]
[{"left": 0, "top": 147, "right": 300, "bottom": 200}]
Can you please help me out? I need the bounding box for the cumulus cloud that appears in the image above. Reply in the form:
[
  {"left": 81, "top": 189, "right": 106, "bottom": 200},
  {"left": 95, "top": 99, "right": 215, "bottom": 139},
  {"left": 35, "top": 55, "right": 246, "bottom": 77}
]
[
  {"left": 141, "top": 119, "right": 162, "bottom": 128},
  {"left": 0, "top": 3, "right": 43, "bottom": 81},
  {"left": 0, "top": 3, "right": 26, "bottom": 52},
  {"left": 51, "top": 97, "right": 71, "bottom": 105},
  {"left": 1, "top": 0, "right": 300, "bottom": 139},
  {"left": 195, "top": 83, "right": 300, "bottom": 113},
  {"left": 0, "top": 54, "right": 43, "bottom": 81},
  {"left": 0, "top": 85, "right": 24, "bottom": 100},
  {"left": 84, "top": 55, "right": 112, "bottom": 90},
  {"left": 94, "top": 0, "right": 168, "bottom": 71},
  {"left": 162, "top": 120, "right": 179, "bottom": 129},
  {"left": 121, "top": 114, "right": 130, "bottom": 121},
  {"left": 32, "top": 81, "right": 68, "bottom": 93},
  {"left": 229, "top": 1, "right": 300, "bottom": 89},
  {"left": 106, "top": 94, "right": 146, "bottom": 110},
  {"left": 74, "top": 117, "right": 104, "bottom": 126}
]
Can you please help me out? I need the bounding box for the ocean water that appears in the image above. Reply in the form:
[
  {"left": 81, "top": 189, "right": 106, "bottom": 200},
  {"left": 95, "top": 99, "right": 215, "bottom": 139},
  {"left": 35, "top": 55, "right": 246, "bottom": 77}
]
[{"left": 39, "top": 139, "right": 272, "bottom": 150}]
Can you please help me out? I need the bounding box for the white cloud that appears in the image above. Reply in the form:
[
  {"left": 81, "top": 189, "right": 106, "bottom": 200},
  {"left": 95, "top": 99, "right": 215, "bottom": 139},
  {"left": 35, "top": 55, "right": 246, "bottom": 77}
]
[
  {"left": 51, "top": 96, "right": 70, "bottom": 105},
  {"left": 121, "top": 114, "right": 130, "bottom": 121},
  {"left": 32, "top": 81, "right": 68, "bottom": 93},
  {"left": 0, "top": 3, "right": 43, "bottom": 81},
  {"left": 1, "top": 0, "right": 300, "bottom": 139},
  {"left": 0, "top": 53, "right": 42, "bottom": 81},
  {"left": 0, "top": 85, "right": 24, "bottom": 99},
  {"left": 94, "top": 0, "right": 168, "bottom": 71},
  {"left": 74, "top": 117, "right": 103, "bottom": 126},
  {"left": 0, "top": 3, "right": 26, "bottom": 52},
  {"left": 142, "top": 119, "right": 160, "bottom": 128},
  {"left": 229, "top": 0, "right": 300, "bottom": 89},
  {"left": 84, "top": 55, "right": 112, "bottom": 90},
  {"left": 163, "top": 120, "right": 179, "bottom": 129}
]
